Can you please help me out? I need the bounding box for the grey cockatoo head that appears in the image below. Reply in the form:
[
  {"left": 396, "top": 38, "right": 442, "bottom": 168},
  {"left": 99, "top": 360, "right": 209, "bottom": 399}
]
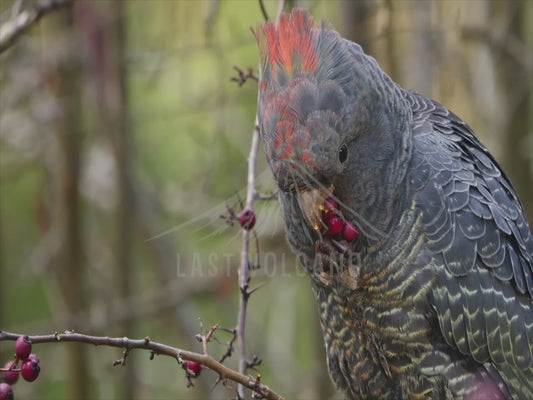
[{"left": 255, "top": 10, "right": 412, "bottom": 237}]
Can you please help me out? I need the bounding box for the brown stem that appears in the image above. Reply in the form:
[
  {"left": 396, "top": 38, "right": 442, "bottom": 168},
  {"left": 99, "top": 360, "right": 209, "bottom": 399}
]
[
  {"left": 237, "top": 120, "right": 261, "bottom": 399},
  {"left": 0, "top": 330, "right": 284, "bottom": 400}
]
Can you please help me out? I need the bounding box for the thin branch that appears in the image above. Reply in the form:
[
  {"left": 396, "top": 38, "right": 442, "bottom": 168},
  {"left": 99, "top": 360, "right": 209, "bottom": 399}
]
[
  {"left": 195, "top": 322, "right": 219, "bottom": 355},
  {"left": 216, "top": 328, "right": 237, "bottom": 364},
  {"left": 231, "top": 66, "right": 259, "bottom": 87},
  {"left": 237, "top": 120, "right": 261, "bottom": 399},
  {"left": 0, "top": 0, "right": 73, "bottom": 53},
  {"left": 0, "top": 330, "right": 284, "bottom": 400},
  {"left": 248, "top": 281, "right": 267, "bottom": 296},
  {"left": 247, "top": 354, "right": 262, "bottom": 373},
  {"left": 235, "top": 1, "right": 283, "bottom": 396},
  {"left": 258, "top": 0, "right": 269, "bottom": 21}
]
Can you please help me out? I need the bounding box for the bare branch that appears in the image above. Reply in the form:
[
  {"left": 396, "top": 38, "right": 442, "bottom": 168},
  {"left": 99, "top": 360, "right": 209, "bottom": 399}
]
[
  {"left": 231, "top": 66, "right": 259, "bottom": 87},
  {"left": 247, "top": 354, "right": 263, "bottom": 372},
  {"left": 216, "top": 328, "right": 237, "bottom": 364},
  {"left": 195, "top": 322, "right": 220, "bottom": 355},
  {"left": 237, "top": 120, "right": 261, "bottom": 399},
  {"left": 235, "top": 1, "right": 285, "bottom": 396},
  {"left": 0, "top": 0, "right": 73, "bottom": 53},
  {"left": 0, "top": 329, "right": 284, "bottom": 400}
]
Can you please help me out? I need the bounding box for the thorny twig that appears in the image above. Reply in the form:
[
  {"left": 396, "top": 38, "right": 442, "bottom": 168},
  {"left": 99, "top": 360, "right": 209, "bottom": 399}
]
[
  {"left": 231, "top": 66, "right": 259, "bottom": 86},
  {"left": 215, "top": 327, "right": 237, "bottom": 364},
  {"left": 220, "top": 195, "right": 245, "bottom": 226},
  {"left": 236, "top": 119, "right": 261, "bottom": 399},
  {"left": 220, "top": 202, "right": 239, "bottom": 226},
  {"left": 247, "top": 354, "right": 263, "bottom": 373},
  {"left": 209, "top": 327, "right": 238, "bottom": 393},
  {"left": 0, "top": 329, "right": 284, "bottom": 400},
  {"left": 195, "top": 320, "right": 220, "bottom": 355},
  {"left": 229, "top": 59, "right": 262, "bottom": 400},
  {"left": 233, "top": 3, "right": 286, "bottom": 396}
]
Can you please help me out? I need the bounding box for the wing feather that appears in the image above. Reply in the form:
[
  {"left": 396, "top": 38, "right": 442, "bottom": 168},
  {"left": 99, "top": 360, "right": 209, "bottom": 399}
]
[{"left": 408, "top": 94, "right": 533, "bottom": 397}]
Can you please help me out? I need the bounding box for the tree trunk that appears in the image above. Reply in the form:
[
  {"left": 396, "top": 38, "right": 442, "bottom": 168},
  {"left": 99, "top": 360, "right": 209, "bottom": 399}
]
[{"left": 52, "top": 8, "right": 90, "bottom": 400}]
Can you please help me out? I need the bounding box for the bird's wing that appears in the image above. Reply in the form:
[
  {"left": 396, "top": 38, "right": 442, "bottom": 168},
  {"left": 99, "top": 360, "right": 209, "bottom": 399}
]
[{"left": 407, "top": 94, "right": 533, "bottom": 396}]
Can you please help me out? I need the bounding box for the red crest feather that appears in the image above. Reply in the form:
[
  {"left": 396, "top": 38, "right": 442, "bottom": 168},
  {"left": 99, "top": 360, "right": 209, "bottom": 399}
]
[{"left": 256, "top": 9, "right": 320, "bottom": 78}]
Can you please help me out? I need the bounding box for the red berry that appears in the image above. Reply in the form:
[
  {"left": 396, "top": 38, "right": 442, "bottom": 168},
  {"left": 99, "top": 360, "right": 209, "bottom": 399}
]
[
  {"left": 0, "top": 383, "right": 13, "bottom": 400},
  {"left": 20, "top": 360, "right": 39, "bottom": 382},
  {"left": 2, "top": 361, "right": 18, "bottom": 385},
  {"left": 321, "top": 209, "right": 336, "bottom": 223},
  {"left": 322, "top": 197, "right": 339, "bottom": 214},
  {"left": 322, "top": 216, "right": 335, "bottom": 232},
  {"left": 15, "top": 336, "right": 32, "bottom": 361},
  {"left": 321, "top": 198, "right": 341, "bottom": 229},
  {"left": 187, "top": 361, "right": 202, "bottom": 377},
  {"left": 327, "top": 217, "right": 345, "bottom": 237},
  {"left": 27, "top": 354, "right": 39, "bottom": 365},
  {"left": 343, "top": 221, "right": 359, "bottom": 242},
  {"left": 239, "top": 208, "right": 256, "bottom": 230}
]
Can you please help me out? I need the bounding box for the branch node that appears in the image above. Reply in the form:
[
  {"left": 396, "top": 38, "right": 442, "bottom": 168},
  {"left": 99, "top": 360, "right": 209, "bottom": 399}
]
[
  {"left": 113, "top": 347, "right": 130, "bottom": 367},
  {"left": 247, "top": 354, "right": 263, "bottom": 372},
  {"left": 230, "top": 66, "right": 259, "bottom": 87}
]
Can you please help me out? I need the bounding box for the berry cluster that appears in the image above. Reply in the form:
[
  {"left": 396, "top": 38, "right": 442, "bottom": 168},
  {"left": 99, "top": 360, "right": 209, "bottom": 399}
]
[
  {"left": 320, "top": 198, "right": 359, "bottom": 242},
  {"left": 0, "top": 336, "right": 41, "bottom": 399}
]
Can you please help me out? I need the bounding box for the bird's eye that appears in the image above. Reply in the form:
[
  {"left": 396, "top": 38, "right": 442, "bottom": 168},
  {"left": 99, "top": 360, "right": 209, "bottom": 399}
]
[{"left": 338, "top": 144, "right": 348, "bottom": 163}]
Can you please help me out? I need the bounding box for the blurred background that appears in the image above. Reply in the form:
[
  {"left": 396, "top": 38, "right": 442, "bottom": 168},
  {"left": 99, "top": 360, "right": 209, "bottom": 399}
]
[{"left": 0, "top": 0, "right": 531, "bottom": 399}]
